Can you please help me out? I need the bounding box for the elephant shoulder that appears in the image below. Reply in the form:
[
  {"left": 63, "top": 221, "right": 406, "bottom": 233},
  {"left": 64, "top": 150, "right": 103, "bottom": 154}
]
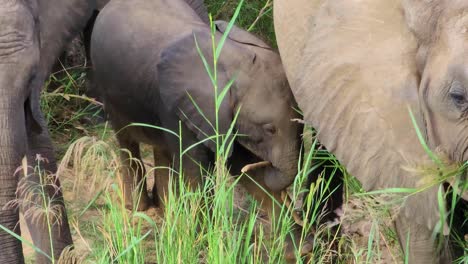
[{"left": 157, "top": 29, "right": 233, "bottom": 154}]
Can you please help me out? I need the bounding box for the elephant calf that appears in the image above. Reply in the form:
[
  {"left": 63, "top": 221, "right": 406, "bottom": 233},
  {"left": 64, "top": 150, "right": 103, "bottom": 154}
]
[{"left": 91, "top": 0, "right": 310, "bottom": 259}]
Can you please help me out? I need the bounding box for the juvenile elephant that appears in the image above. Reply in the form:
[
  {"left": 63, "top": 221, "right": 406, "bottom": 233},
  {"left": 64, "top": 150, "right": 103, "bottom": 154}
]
[
  {"left": 91, "top": 0, "right": 308, "bottom": 258},
  {"left": 275, "top": 0, "right": 467, "bottom": 263},
  {"left": 0, "top": 0, "right": 100, "bottom": 263}
]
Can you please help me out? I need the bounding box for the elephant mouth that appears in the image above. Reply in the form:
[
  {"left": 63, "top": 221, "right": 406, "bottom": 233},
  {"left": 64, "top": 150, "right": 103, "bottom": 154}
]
[
  {"left": 263, "top": 165, "right": 295, "bottom": 191},
  {"left": 234, "top": 141, "right": 295, "bottom": 191},
  {"left": 241, "top": 160, "right": 293, "bottom": 191}
]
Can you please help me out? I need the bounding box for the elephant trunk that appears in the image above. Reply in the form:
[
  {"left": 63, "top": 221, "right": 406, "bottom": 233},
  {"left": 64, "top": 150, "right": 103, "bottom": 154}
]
[
  {"left": 264, "top": 143, "right": 301, "bottom": 192},
  {"left": 0, "top": 102, "right": 27, "bottom": 263},
  {"left": 395, "top": 212, "right": 452, "bottom": 264}
]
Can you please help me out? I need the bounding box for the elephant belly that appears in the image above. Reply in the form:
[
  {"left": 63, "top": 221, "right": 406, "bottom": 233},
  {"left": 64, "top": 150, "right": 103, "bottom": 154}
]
[{"left": 103, "top": 93, "right": 166, "bottom": 146}]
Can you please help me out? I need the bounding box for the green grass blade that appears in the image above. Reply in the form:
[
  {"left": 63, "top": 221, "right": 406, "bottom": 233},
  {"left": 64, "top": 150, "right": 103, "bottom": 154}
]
[
  {"left": 186, "top": 92, "right": 217, "bottom": 134},
  {"left": 408, "top": 106, "right": 443, "bottom": 167},
  {"left": 215, "top": 0, "right": 245, "bottom": 60},
  {"left": 124, "top": 123, "right": 180, "bottom": 138},
  {"left": 404, "top": 230, "right": 411, "bottom": 264},
  {"left": 114, "top": 230, "right": 152, "bottom": 261},
  {"left": 216, "top": 76, "right": 236, "bottom": 110},
  {"left": 357, "top": 188, "right": 417, "bottom": 196}
]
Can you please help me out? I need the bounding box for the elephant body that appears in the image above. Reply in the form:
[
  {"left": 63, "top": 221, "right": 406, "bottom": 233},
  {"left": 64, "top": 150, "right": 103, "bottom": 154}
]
[
  {"left": 275, "top": 0, "right": 467, "bottom": 263},
  {"left": 92, "top": 0, "right": 300, "bottom": 207},
  {"left": 91, "top": 0, "right": 307, "bottom": 258},
  {"left": 0, "top": 0, "right": 100, "bottom": 263}
]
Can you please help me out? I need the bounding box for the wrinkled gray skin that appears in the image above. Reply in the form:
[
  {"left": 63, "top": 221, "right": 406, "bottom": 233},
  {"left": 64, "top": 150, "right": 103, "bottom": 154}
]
[
  {"left": 92, "top": 0, "right": 305, "bottom": 259},
  {"left": 275, "top": 0, "right": 467, "bottom": 263},
  {"left": 0, "top": 0, "right": 97, "bottom": 263}
]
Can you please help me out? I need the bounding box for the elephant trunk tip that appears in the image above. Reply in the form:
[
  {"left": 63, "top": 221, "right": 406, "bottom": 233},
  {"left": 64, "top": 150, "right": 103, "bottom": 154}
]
[{"left": 241, "top": 161, "right": 271, "bottom": 173}]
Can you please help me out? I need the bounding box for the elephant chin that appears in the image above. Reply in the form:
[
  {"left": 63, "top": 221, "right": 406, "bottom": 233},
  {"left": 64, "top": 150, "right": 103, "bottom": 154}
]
[{"left": 264, "top": 166, "right": 293, "bottom": 191}]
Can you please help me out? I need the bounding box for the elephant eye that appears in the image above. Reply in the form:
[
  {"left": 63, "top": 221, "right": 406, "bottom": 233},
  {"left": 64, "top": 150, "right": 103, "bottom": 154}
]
[
  {"left": 449, "top": 82, "right": 468, "bottom": 110},
  {"left": 263, "top": 123, "right": 276, "bottom": 135},
  {"left": 450, "top": 93, "right": 465, "bottom": 104}
]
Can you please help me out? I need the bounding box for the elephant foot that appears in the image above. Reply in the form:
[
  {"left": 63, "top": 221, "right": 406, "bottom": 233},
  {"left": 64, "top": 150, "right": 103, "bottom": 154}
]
[
  {"left": 283, "top": 227, "right": 314, "bottom": 262},
  {"left": 136, "top": 194, "right": 152, "bottom": 211},
  {"left": 152, "top": 193, "right": 166, "bottom": 210},
  {"left": 151, "top": 185, "right": 163, "bottom": 208},
  {"left": 124, "top": 192, "right": 152, "bottom": 211}
]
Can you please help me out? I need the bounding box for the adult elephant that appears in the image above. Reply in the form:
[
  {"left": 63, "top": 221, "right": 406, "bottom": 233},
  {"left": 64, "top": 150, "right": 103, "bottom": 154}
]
[
  {"left": 0, "top": 0, "right": 98, "bottom": 263},
  {"left": 274, "top": 0, "right": 467, "bottom": 263}
]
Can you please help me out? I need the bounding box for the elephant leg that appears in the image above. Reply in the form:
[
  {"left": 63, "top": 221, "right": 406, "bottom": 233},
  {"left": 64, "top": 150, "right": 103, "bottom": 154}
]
[
  {"left": 152, "top": 145, "right": 172, "bottom": 208},
  {"left": 0, "top": 206, "right": 24, "bottom": 264},
  {"left": 238, "top": 170, "right": 313, "bottom": 262},
  {"left": 163, "top": 127, "right": 210, "bottom": 192},
  {"left": 22, "top": 114, "right": 72, "bottom": 263},
  {"left": 180, "top": 154, "right": 206, "bottom": 191},
  {"left": 116, "top": 133, "right": 151, "bottom": 211},
  {"left": 395, "top": 214, "right": 451, "bottom": 264},
  {"left": 82, "top": 10, "right": 107, "bottom": 124},
  {"left": 83, "top": 10, "right": 99, "bottom": 64},
  {"left": 444, "top": 183, "right": 468, "bottom": 260},
  {"left": 229, "top": 142, "right": 312, "bottom": 261}
]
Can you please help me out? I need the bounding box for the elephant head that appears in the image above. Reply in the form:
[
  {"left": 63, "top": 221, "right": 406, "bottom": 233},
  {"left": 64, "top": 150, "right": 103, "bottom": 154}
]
[
  {"left": 274, "top": 0, "right": 466, "bottom": 262},
  {"left": 158, "top": 21, "right": 302, "bottom": 191},
  {"left": 403, "top": 0, "right": 468, "bottom": 167},
  {"left": 0, "top": 0, "right": 96, "bottom": 262}
]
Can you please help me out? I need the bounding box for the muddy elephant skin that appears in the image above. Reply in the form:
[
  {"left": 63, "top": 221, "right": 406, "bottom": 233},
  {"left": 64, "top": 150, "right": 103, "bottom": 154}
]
[{"left": 274, "top": 0, "right": 468, "bottom": 263}]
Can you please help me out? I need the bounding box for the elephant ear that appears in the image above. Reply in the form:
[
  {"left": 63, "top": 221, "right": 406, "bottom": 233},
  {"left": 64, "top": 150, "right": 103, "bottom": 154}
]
[
  {"left": 280, "top": 0, "right": 443, "bottom": 231},
  {"left": 402, "top": 0, "right": 442, "bottom": 44},
  {"left": 158, "top": 30, "right": 234, "bottom": 155},
  {"left": 401, "top": 0, "right": 443, "bottom": 72},
  {"left": 214, "top": 20, "right": 270, "bottom": 49}
]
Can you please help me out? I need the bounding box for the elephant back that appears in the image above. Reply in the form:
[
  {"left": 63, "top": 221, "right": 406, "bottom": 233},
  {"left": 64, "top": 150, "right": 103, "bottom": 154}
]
[{"left": 185, "top": 0, "right": 210, "bottom": 24}]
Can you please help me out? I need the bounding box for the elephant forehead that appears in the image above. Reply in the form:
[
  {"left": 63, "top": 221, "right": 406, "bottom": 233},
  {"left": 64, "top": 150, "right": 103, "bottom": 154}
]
[
  {"left": 0, "top": 3, "right": 35, "bottom": 34},
  {"left": 0, "top": 0, "right": 21, "bottom": 8},
  {"left": 0, "top": 7, "right": 35, "bottom": 61}
]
